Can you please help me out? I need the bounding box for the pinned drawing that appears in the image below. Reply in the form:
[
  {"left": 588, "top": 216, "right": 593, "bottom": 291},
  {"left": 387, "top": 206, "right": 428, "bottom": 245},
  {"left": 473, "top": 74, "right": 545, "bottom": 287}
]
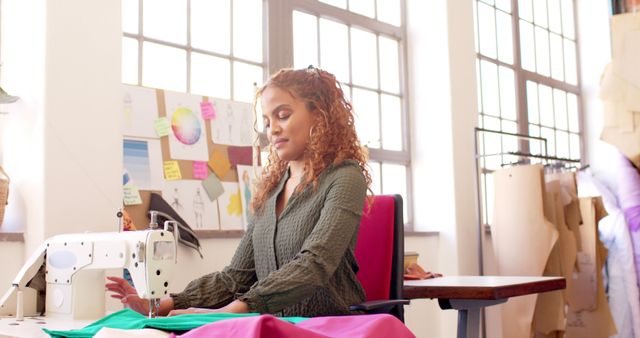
[
  {"left": 123, "top": 138, "right": 163, "bottom": 190},
  {"left": 122, "top": 85, "right": 159, "bottom": 138},
  {"left": 237, "top": 165, "right": 261, "bottom": 228},
  {"left": 210, "top": 98, "right": 255, "bottom": 146},
  {"left": 219, "top": 182, "right": 244, "bottom": 230},
  {"left": 165, "top": 91, "right": 209, "bottom": 161},
  {"left": 162, "top": 180, "right": 220, "bottom": 230}
]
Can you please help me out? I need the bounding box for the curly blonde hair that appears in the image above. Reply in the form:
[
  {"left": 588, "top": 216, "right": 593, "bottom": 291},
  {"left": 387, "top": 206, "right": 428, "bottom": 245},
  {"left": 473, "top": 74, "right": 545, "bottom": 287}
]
[{"left": 250, "top": 67, "right": 372, "bottom": 213}]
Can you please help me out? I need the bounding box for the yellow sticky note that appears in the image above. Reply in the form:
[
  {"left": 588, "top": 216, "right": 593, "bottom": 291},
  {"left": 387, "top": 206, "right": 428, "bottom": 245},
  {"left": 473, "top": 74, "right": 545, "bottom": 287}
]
[
  {"left": 163, "top": 161, "right": 182, "bottom": 180},
  {"left": 208, "top": 149, "right": 231, "bottom": 179},
  {"left": 227, "top": 188, "right": 242, "bottom": 216},
  {"left": 154, "top": 117, "right": 171, "bottom": 137},
  {"left": 123, "top": 185, "right": 143, "bottom": 205}
]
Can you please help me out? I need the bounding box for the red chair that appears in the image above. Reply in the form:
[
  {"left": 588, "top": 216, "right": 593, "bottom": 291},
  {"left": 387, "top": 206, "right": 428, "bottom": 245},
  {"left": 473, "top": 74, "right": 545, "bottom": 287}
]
[{"left": 350, "top": 194, "right": 409, "bottom": 321}]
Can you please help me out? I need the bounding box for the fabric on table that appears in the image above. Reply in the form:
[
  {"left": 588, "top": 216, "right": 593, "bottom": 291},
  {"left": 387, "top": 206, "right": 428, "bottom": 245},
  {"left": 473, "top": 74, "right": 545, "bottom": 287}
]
[
  {"left": 94, "top": 327, "right": 170, "bottom": 338},
  {"left": 43, "top": 309, "right": 307, "bottom": 338},
  {"left": 171, "top": 313, "right": 415, "bottom": 338}
]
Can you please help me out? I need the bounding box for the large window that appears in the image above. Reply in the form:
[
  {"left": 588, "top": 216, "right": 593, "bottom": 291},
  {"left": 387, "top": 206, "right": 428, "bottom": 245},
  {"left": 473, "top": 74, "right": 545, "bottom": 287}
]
[
  {"left": 474, "top": 0, "right": 582, "bottom": 226},
  {"left": 122, "top": 0, "right": 412, "bottom": 226},
  {"left": 121, "top": 0, "right": 264, "bottom": 103}
]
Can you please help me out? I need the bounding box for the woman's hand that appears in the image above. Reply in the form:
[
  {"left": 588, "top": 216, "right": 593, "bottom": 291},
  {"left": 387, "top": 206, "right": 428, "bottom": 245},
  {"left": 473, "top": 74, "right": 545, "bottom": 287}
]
[
  {"left": 105, "top": 276, "right": 149, "bottom": 315},
  {"left": 167, "top": 300, "right": 249, "bottom": 317}
]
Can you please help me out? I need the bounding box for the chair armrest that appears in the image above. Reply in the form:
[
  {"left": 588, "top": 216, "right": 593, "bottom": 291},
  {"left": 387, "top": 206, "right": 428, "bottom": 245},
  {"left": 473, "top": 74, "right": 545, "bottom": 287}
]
[{"left": 349, "top": 299, "right": 410, "bottom": 312}]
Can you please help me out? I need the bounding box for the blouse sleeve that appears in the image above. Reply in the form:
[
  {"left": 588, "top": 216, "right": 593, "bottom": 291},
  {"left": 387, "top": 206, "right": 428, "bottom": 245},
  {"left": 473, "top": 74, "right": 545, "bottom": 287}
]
[
  {"left": 170, "top": 223, "right": 258, "bottom": 309},
  {"left": 238, "top": 167, "right": 366, "bottom": 313}
]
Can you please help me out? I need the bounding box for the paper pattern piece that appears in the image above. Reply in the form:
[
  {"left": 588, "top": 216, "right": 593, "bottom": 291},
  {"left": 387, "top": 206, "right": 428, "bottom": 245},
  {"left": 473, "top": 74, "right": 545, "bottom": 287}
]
[
  {"left": 491, "top": 165, "right": 559, "bottom": 338},
  {"left": 154, "top": 117, "right": 171, "bottom": 137},
  {"left": 218, "top": 182, "right": 244, "bottom": 230},
  {"left": 162, "top": 180, "right": 220, "bottom": 230},
  {"left": 123, "top": 85, "right": 159, "bottom": 138},
  {"left": 123, "top": 185, "right": 143, "bottom": 206},
  {"left": 163, "top": 161, "right": 182, "bottom": 181},
  {"left": 202, "top": 173, "right": 225, "bottom": 202},
  {"left": 210, "top": 99, "right": 255, "bottom": 146},
  {"left": 200, "top": 101, "right": 216, "bottom": 120},
  {"left": 165, "top": 91, "right": 209, "bottom": 161},
  {"left": 237, "top": 165, "right": 260, "bottom": 228},
  {"left": 208, "top": 148, "right": 232, "bottom": 179},
  {"left": 193, "top": 161, "right": 208, "bottom": 180},
  {"left": 228, "top": 146, "right": 253, "bottom": 166}
]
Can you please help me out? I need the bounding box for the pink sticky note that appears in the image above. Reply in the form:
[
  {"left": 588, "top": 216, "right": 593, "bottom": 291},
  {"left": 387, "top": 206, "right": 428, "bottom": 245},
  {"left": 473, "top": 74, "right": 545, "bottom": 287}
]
[
  {"left": 193, "top": 161, "right": 208, "bottom": 180},
  {"left": 201, "top": 101, "right": 216, "bottom": 120}
]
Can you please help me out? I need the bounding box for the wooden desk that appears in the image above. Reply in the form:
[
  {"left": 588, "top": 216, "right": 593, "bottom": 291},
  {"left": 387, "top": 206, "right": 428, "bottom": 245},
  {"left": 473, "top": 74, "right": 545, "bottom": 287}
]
[{"left": 404, "top": 276, "right": 566, "bottom": 338}]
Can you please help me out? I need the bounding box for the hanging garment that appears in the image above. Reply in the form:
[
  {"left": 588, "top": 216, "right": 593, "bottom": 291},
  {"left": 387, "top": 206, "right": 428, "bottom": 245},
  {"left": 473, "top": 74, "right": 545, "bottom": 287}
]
[
  {"left": 616, "top": 152, "right": 640, "bottom": 232},
  {"left": 491, "top": 165, "right": 559, "bottom": 338}
]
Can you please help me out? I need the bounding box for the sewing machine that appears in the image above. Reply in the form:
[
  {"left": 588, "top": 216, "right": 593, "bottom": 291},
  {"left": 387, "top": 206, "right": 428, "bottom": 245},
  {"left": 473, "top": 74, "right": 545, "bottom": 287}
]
[{"left": 0, "top": 224, "right": 177, "bottom": 321}]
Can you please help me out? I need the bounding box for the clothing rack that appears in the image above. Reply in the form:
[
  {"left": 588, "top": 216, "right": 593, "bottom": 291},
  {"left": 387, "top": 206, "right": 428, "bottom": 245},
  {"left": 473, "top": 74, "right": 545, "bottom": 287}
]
[{"left": 473, "top": 127, "right": 582, "bottom": 338}]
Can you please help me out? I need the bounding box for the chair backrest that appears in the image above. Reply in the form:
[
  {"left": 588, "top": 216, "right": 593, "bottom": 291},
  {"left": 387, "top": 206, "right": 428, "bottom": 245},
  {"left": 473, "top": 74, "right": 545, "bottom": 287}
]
[{"left": 354, "top": 195, "right": 404, "bottom": 304}]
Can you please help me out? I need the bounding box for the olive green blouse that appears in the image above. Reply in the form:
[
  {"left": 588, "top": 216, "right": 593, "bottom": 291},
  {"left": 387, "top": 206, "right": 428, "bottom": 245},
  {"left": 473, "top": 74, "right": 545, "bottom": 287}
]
[{"left": 170, "top": 160, "right": 367, "bottom": 317}]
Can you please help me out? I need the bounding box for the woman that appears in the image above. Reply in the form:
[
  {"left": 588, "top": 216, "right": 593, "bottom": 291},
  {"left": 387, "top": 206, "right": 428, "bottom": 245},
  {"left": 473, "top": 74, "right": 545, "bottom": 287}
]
[{"left": 107, "top": 67, "right": 372, "bottom": 317}]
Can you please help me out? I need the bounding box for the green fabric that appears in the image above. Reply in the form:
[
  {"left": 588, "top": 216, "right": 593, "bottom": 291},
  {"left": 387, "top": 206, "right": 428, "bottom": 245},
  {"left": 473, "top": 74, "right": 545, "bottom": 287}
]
[
  {"left": 43, "top": 308, "right": 308, "bottom": 338},
  {"left": 171, "top": 161, "right": 367, "bottom": 317}
]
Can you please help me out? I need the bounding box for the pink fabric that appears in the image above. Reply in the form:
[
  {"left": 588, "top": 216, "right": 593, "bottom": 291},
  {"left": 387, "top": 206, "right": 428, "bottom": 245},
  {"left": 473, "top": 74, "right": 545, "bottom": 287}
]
[
  {"left": 618, "top": 153, "right": 640, "bottom": 231},
  {"left": 171, "top": 314, "right": 416, "bottom": 338},
  {"left": 354, "top": 196, "right": 395, "bottom": 301}
]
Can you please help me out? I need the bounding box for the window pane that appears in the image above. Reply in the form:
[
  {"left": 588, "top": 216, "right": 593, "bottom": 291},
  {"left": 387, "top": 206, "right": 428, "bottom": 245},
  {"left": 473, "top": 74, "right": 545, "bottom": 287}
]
[
  {"left": 478, "top": 2, "right": 497, "bottom": 59},
  {"left": 538, "top": 84, "right": 553, "bottom": 127},
  {"left": 519, "top": 0, "right": 533, "bottom": 22},
  {"left": 293, "top": 11, "right": 319, "bottom": 69},
  {"left": 122, "top": 0, "right": 138, "bottom": 34},
  {"left": 233, "top": 61, "right": 263, "bottom": 103},
  {"left": 556, "top": 130, "right": 569, "bottom": 158},
  {"left": 483, "top": 115, "right": 501, "bottom": 131},
  {"left": 381, "top": 163, "right": 408, "bottom": 221},
  {"left": 319, "top": 18, "right": 350, "bottom": 83},
  {"left": 233, "top": 0, "right": 262, "bottom": 62},
  {"left": 476, "top": 59, "right": 483, "bottom": 112},
  {"left": 553, "top": 89, "right": 567, "bottom": 130},
  {"left": 533, "top": 0, "right": 548, "bottom": 28},
  {"left": 349, "top": 0, "right": 375, "bottom": 18},
  {"left": 381, "top": 94, "right": 402, "bottom": 151},
  {"left": 548, "top": 0, "right": 562, "bottom": 34},
  {"left": 352, "top": 88, "right": 380, "bottom": 148},
  {"left": 143, "top": 0, "right": 187, "bottom": 45},
  {"left": 520, "top": 20, "right": 535, "bottom": 72},
  {"left": 379, "top": 36, "right": 400, "bottom": 94},
  {"left": 564, "top": 39, "right": 577, "bottom": 85},
  {"left": 496, "top": 10, "right": 513, "bottom": 64},
  {"left": 142, "top": 41, "right": 186, "bottom": 92},
  {"left": 502, "top": 120, "right": 518, "bottom": 152},
  {"left": 377, "top": 0, "right": 401, "bottom": 26},
  {"left": 529, "top": 124, "right": 541, "bottom": 155},
  {"left": 122, "top": 37, "right": 138, "bottom": 85},
  {"left": 350, "top": 27, "right": 378, "bottom": 89},
  {"left": 320, "top": 0, "right": 347, "bottom": 9},
  {"left": 191, "top": 52, "right": 231, "bottom": 99},
  {"left": 369, "top": 161, "right": 382, "bottom": 195},
  {"left": 549, "top": 33, "right": 564, "bottom": 81},
  {"left": 191, "top": 0, "right": 230, "bottom": 55},
  {"left": 540, "top": 126, "right": 556, "bottom": 156},
  {"left": 474, "top": 1, "right": 479, "bottom": 53},
  {"left": 567, "top": 93, "right": 580, "bottom": 132},
  {"left": 480, "top": 60, "right": 499, "bottom": 116},
  {"left": 496, "top": 0, "right": 511, "bottom": 12},
  {"left": 499, "top": 66, "right": 516, "bottom": 120},
  {"left": 535, "top": 27, "right": 550, "bottom": 76},
  {"left": 526, "top": 80, "right": 539, "bottom": 124},
  {"left": 570, "top": 133, "right": 580, "bottom": 159},
  {"left": 480, "top": 0, "right": 495, "bottom": 6},
  {"left": 561, "top": 0, "right": 575, "bottom": 39}
]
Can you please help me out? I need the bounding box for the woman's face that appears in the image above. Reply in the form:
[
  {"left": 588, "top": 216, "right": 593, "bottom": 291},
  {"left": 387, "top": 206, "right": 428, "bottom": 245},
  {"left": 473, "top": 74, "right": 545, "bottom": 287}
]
[{"left": 261, "top": 86, "right": 315, "bottom": 163}]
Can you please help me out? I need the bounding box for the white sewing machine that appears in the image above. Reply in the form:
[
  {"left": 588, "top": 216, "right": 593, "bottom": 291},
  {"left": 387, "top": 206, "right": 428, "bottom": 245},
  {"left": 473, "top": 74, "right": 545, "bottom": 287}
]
[{"left": 0, "top": 224, "right": 177, "bottom": 322}]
